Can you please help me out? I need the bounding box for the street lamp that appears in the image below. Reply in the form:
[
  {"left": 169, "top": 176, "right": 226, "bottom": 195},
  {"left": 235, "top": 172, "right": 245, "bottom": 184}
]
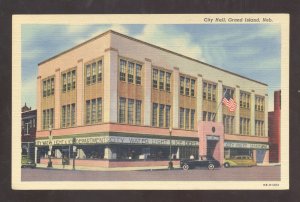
[
  {"left": 47, "top": 125, "right": 53, "bottom": 168},
  {"left": 72, "top": 137, "right": 77, "bottom": 170},
  {"left": 168, "top": 127, "right": 174, "bottom": 170}
]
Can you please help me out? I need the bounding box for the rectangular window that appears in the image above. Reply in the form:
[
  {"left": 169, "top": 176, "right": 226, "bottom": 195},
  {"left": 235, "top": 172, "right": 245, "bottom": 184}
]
[
  {"left": 191, "top": 110, "right": 195, "bottom": 129},
  {"left": 66, "top": 105, "right": 70, "bottom": 127},
  {"left": 166, "top": 72, "right": 171, "bottom": 92},
  {"left": 191, "top": 79, "right": 195, "bottom": 96},
  {"left": 128, "top": 99, "right": 134, "bottom": 124},
  {"left": 67, "top": 72, "right": 71, "bottom": 91},
  {"left": 71, "top": 104, "right": 76, "bottom": 126},
  {"left": 47, "top": 79, "right": 51, "bottom": 96},
  {"left": 72, "top": 70, "right": 76, "bottom": 89},
  {"left": 207, "top": 83, "right": 212, "bottom": 100},
  {"left": 180, "top": 76, "right": 185, "bottom": 95},
  {"left": 136, "top": 64, "right": 142, "bottom": 85},
  {"left": 159, "top": 71, "right": 165, "bottom": 90},
  {"left": 165, "top": 105, "right": 171, "bottom": 128},
  {"left": 62, "top": 74, "right": 67, "bottom": 92},
  {"left": 152, "top": 69, "right": 158, "bottom": 88},
  {"left": 97, "top": 98, "right": 102, "bottom": 123},
  {"left": 180, "top": 108, "right": 184, "bottom": 129},
  {"left": 62, "top": 106, "right": 66, "bottom": 128},
  {"left": 152, "top": 103, "right": 158, "bottom": 126},
  {"left": 120, "top": 60, "right": 126, "bottom": 81},
  {"left": 86, "top": 100, "right": 91, "bottom": 124},
  {"left": 136, "top": 100, "right": 142, "bottom": 125},
  {"left": 97, "top": 60, "right": 102, "bottom": 82},
  {"left": 128, "top": 62, "right": 134, "bottom": 83},
  {"left": 91, "top": 99, "right": 96, "bottom": 124},
  {"left": 49, "top": 108, "right": 54, "bottom": 128},
  {"left": 119, "top": 97, "right": 126, "bottom": 123},
  {"left": 43, "top": 81, "right": 47, "bottom": 97},
  {"left": 43, "top": 110, "right": 46, "bottom": 129},
  {"left": 91, "top": 62, "right": 96, "bottom": 83},
  {"left": 159, "top": 104, "right": 165, "bottom": 127},
  {"left": 185, "top": 78, "right": 190, "bottom": 96},
  {"left": 185, "top": 109, "right": 190, "bottom": 129},
  {"left": 86, "top": 64, "right": 91, "bottom": 85},
  {"left": 51, "top": 78, "right": 55, "bottom": 95},
  {"left": 203, "top": 82, "right": 207, "bottom": 99},
  {"left": 212, "top": 84, "right": 216, "bottom": 101}
]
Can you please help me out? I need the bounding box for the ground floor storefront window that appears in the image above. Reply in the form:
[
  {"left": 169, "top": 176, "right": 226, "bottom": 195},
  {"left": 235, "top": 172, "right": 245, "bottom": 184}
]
[{"left": 224, "top": 148, "right": 253, "bottom": 158}]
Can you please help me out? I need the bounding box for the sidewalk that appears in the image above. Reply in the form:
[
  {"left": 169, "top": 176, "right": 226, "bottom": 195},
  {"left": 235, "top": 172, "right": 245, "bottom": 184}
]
[
  {"left": 36, "top": 163, "right": 181, "bottom": 171},
  {"left": 257, "top": 162, "right": 281, "bottom": 166}
]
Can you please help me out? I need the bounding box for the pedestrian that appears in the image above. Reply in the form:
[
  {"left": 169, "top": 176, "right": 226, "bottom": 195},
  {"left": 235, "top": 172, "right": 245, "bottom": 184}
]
[{"left": 190, "top": 154, "right": 195, "bottom": 160}]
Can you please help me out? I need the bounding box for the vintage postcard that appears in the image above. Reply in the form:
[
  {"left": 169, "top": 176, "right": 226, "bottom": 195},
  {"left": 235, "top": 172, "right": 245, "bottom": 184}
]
[{"left": 12, "top": 14, "right": 289, "bottom": 190}]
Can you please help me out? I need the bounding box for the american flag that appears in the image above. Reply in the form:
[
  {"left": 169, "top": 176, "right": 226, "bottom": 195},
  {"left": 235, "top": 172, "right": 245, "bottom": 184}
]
[{"left": 222, "top": 90, "right": 237, "bottom": 112}]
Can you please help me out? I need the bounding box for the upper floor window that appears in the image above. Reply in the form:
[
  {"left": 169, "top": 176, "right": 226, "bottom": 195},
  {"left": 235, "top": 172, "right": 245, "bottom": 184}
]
[
  {"left": 42, "top": 108, "right": 54, "bottom": 130},
  {"left": 62, "top": 69, "right": 76, "bottom": 93},
  {"left": 203, "top": 81, "right": 217, "bottom": 101},
  {"left": 152, "top": 69, "right": 158, "bottom": 89},
  {"left": 86, "top": 59, "right": 103, "bottom": 85},
  {"left": 118, "top": 97, "right": 142, "bottom": 125},
  {"left": 136, "top": 64, "right": 142, "bottom": 85},
  {"left": 152, "top": 103, "right": 171, "bottom": 128},
  {"left": 97, "top": 60, "right": 102, "bottom": 82},
  {"left": 191, "top": 79, "right": 195, "bottom": 96},
  {"left": 180, "top": 76, "right": 196, "bottom": 97},
  {"left": 61, "top": 103, "right": 76, "bottom": 128},
  {"left": 180, "top": 107, "right": 196, "bottom": 130},
  {"left": 85, "top": 98, "right": 102, "bottom": 125},
  {"left": 240, "top": 91, "right": 251, "bottom": 109},
  {"left": 128, "top": 62, "right": 134, "bottom": 83},
  {"left": 180, "top": 76, "right": 184, "bottom": 95},
  {"left": 119, "top": 59, "right": 142, "bottom": 85},
  {"left": 43, "top": 77, "right": 55, "bottom": 97},
  {"left": 255, "top": 96, "right": 264, "bottom": 112},
  {"left": 159, "top": 71, "right": 165, "bottom": 90},
  {"left": 166, "top": 72, "right": 171, "bottom": 92}
]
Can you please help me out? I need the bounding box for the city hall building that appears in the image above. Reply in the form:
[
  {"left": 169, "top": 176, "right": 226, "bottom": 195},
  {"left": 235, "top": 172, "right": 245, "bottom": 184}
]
[{"left": 35, "top": 30, "right": 269, "bottom": 168}]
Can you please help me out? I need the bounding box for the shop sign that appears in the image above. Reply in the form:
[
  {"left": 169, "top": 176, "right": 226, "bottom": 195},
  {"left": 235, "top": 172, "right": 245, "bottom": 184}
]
[
  {"left": 36, "top": 138, "right": 73, "bottom": 146},
  {"left": 224, "top": 141, "right": 269, "bottom": 149},
  {"left": 206, "top": 135, "right": 220, "bottom": 141},
  {"left": 36, "top": 136, "right": 199, "bottom": 146}
]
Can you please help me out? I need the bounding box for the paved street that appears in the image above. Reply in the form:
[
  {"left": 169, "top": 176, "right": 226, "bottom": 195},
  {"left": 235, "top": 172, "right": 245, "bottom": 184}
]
[{"left": 22, "top": 166, "right": 280, "bottom": 181}]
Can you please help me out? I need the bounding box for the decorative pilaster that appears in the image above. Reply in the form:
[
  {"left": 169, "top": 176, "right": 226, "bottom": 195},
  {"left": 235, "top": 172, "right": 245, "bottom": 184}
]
[
  {"left": 172, "top": 67, "right": 180, "bottom": 128},
  {"left": 250, "top": 90, "right": 255, "bottom": 136},
  {"left": 197, "top": 74, "right": 203, "bottom": 123},
  {"left": 36, "top": 76, "right": 42, "bottom": 131},
  {"left": 143, "top": 58, "right": 152, "bottom": 126},
  {"left": 235, "top": 86, "right": 240, "bottom": 134},
  {"left": 54, "top": 68, "right": 61, "bottom": 129},
  {"left": 264, "top": 94, "right": 268, "bottom": 137},
  {"left": 103, "top": 48, "right": 118, "bottom": 123},
  {"left": 76, "top": 59, "right": 84, "bottom": 126},
  {"left": 217, "top": 80, "right": 223, "bottom": 122}
]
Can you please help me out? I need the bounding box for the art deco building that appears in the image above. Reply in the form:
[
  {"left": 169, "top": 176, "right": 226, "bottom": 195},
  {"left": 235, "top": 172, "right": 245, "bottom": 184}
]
[{"left": 35, "top": 30, "right": 269, "bottom": 168}]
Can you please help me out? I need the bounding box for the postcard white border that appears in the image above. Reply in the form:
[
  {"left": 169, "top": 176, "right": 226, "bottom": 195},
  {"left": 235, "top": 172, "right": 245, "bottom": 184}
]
[{"left": 12, "top": 14, "right": 289, "bottom": 190}]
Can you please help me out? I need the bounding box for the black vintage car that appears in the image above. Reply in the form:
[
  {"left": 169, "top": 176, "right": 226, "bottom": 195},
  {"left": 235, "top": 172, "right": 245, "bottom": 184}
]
[{"left": 180, "top": 156, "right": 220, "bottom": 170}]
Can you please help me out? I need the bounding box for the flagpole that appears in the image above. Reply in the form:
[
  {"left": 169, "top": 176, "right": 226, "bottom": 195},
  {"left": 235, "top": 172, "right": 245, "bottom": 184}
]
[{"left": 211, "top": 88, "right": 228, "bottom": 122}]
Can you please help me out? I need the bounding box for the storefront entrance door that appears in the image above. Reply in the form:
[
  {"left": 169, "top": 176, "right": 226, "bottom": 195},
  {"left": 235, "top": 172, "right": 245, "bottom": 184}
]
[{"left": 256, "top": 149, "right": 266, "bottom": 163}]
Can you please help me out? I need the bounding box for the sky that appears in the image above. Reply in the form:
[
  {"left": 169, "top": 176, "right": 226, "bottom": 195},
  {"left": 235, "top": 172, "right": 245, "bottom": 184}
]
[{"left": 21, "top": 24, "right": 280, "bottom": 111}]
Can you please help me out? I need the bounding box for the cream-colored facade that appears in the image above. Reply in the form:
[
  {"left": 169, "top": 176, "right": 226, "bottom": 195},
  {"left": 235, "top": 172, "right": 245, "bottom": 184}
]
[{"left": 36, "top": 30, "right": 269, "bottom": 167}]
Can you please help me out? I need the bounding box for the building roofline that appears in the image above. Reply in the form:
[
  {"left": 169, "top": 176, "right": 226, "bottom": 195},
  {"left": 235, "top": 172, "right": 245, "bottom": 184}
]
[
  {"left": 21, "top": 109, "right": 37, "bottom": 114},
  {"left": 38, "top": 29, "right": 267, "bottom": 86}
]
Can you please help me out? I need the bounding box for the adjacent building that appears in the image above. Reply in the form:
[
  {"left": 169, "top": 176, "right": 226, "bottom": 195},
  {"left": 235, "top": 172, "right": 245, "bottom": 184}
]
[
  {"left": 35, "top": 30, "right": 269, "bottom": 168},
  {"left": 268, "top": 90, "right": 281, "bottom": 163},
  {"left": 21, "top": 103, "right": 36, "bottom": 161}
]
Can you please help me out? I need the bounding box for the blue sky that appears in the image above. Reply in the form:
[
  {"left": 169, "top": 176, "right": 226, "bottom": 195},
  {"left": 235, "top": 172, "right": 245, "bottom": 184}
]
[{"left": 22, "top": 24, "right": 280, "bottom": 111}]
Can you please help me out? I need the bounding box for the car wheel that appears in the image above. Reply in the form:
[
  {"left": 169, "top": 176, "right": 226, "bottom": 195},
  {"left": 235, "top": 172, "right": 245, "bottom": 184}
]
[
  {"left": 208, "top": 164, "right": 215, "bottom": 170},
  {"left": 224, "top": 163, "right": 230, "bottom": 168},
  {"left": 182, "top": 164, "right": 189, "bottom": 170}
]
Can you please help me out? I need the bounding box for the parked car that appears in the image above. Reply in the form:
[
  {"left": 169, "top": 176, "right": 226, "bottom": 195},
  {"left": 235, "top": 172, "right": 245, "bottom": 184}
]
[
  {"left": 224, "top": 155, "right": 256, "bottom": 168},
  {"left": 21, "top": 155, "right": 36, "bottom": 168},
  {"left": 180, "top": 156, "right": 220, "bottom": 170}
]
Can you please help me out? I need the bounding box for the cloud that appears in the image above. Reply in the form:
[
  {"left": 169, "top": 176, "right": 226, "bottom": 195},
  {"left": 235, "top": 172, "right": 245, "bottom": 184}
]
[{"left": 134, "top": 25, "right": 205, "bottom": 61}]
